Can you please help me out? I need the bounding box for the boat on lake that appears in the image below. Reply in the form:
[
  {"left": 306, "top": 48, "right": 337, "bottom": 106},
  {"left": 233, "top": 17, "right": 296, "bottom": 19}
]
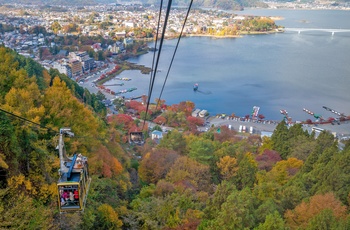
[
  {"left": 193, "top": 83, "right": 198, "bottom": 91},
  {"left": 115, "top": 87, "right": 137, "bottom": 95},
  {"left": 127, "top": 87, "right": 137, "bottom": 92},
  {"left": 199, "top": 110, "right": 207, "bottom": 117}
]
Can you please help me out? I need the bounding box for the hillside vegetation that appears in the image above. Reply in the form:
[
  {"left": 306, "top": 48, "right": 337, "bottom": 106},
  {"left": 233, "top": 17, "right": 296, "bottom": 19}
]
[{"left": 1, "top": 45, "right": 350, "bottom": 229}]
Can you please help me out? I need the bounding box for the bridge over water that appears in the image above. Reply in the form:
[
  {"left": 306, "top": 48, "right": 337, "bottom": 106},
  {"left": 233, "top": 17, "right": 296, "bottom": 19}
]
[{"left": 284, "top": 28, "right": 350, "bottom": 36}]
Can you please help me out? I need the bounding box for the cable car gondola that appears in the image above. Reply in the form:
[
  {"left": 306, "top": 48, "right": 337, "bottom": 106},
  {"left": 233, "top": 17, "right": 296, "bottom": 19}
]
[
  {"left": 129, "top": 131, "right": 144, "bottom": 145},
  {"left": 57, "top": 128, "right": 91, "bottom": 213}
]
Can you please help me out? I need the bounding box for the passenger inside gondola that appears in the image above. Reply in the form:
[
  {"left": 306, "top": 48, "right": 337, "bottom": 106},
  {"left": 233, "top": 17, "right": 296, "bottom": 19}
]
[
  {"left": 69, "top": 191, "right": 74, "bottom": 202},
  {"left": 60, "top": 189, "right": 68, "bottom": 205},
  {"left": 63, "top": 190, "right": 69, "bottom": 201},
  {"left": 74, "top": 189, "right": 79, "bottom": 201}
]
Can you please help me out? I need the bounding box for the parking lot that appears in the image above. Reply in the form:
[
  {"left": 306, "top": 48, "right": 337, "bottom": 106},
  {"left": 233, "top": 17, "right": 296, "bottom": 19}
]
[{"left": 204, "top": 116, "right": 278, "bottom": 134}]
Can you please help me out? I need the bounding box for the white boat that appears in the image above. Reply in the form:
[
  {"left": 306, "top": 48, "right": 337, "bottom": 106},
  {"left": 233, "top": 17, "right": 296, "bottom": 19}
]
[{"left": 199, "top": 110, "right": 207, "bottom": 117}]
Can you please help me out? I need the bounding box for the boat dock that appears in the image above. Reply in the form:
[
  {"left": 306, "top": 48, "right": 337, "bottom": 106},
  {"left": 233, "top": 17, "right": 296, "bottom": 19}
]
[
  {"left": 104, "top": 83, "right": 124, "bottom": 86},
  {"left": 130, "top": 95, "right": 144, "bottom": 100}
]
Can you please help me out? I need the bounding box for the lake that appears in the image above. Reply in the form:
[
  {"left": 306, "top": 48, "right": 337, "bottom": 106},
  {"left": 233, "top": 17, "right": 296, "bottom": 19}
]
[{"left": 106, "top": 9, "right": 350, "bottom": 121}]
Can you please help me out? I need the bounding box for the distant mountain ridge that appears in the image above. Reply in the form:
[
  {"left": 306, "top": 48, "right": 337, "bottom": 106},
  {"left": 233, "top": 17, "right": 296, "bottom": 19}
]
[
  {"left": 1, "top": 0, "right": 349, "bottom": 10},
  {"left": 0, "top": 0, "right": 263, "bottom": 10}
]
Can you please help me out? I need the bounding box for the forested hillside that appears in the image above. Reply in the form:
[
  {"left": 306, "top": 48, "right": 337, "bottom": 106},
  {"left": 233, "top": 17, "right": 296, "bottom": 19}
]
[
  {"left": 1, "top": 45, "right": 350, "bottom": 229},
  {"left": 0, "top": 45, "right": 128, "bottom": 229}
]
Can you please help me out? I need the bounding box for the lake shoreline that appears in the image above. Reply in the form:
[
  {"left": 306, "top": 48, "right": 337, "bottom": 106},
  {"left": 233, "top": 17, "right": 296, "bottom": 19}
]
[{"left": 161, "top": 30, "right": 284, "bottom": 40}]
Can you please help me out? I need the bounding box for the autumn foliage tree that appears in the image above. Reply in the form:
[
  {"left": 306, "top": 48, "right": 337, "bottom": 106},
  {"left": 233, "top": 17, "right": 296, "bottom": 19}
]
[
  {"left": 95, "top": 204, "right": 123, "bottom": 229},
  {"left": 265, "top": 157, "right": 303, "bottom": 186},
  {"left": 217, "top": 156, "right": 238, "bottom": 181},
  {"left": 153, "top": 115, "right": 167, "bottom": 125},
  {"left": 187, "top": 116, "right": 205, "bottom": 126},
  {"left": 43, "top": 77, "right": 101, "bottom": 140},
  {"left": 85, "top": 145, "right": 123, "bottom": 179},
  {"left": 138, "top": 149, "right": 180, "bottom": 184},
  {"left": 125, "top": 100, "right": 146, "bottom": 114},
  {"left": 255, "top": 149, "right": 282, "bottom": 171},
  {"left": 284, "top": 193, "right": 348, "bottom": 229},
  {"left": 166, "top": 156, "right": 212, "bottom": 193},
  {"left": 108, "top": 114, "right": 138, "bottom": 140},
  {"left": 167, "top": 101, "right": 195, "bottom": 116},
  {"left": 4, "top": 76, "right": 45, "bottom": 123}
]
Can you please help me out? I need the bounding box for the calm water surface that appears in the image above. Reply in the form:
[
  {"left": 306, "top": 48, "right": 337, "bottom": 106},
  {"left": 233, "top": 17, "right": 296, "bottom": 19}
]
[{"left": 106, "top": 9, "right": 350, "bottom": 120}]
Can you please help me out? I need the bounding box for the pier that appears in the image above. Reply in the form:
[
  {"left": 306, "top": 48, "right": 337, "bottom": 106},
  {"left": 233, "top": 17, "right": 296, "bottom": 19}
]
[
  {"left": 103, "top": 83, "right": 124, "bottom": 86},
  {"left": 130, "top": 95, "right": 144, "bottom": 100}
]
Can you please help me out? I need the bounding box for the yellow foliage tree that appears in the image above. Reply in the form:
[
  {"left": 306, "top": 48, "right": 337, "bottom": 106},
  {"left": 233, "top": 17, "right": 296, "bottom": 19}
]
[
  {"left": 43, "top": 77, "right": 101, "bottom": 148},
  {"left": 0, "top": 153, "right": 8, "bottom": 169},
  {"left": 4, "top": 75, "right": 45, "bottom": 123},
  {"left": 217, "top": 156, "right": 238, "bottom": 180},
  {"left": 7, "top": 174, "right": 33, "bottom": 194},
  {"left": 96, "top": 204, "right": 123, "bottom": 229},
  {"left": 266, "top": 157, "right": 303, "bottom": 186},
  {"left": 112, "top": 158, "right": 123, "bottom": 175}
]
